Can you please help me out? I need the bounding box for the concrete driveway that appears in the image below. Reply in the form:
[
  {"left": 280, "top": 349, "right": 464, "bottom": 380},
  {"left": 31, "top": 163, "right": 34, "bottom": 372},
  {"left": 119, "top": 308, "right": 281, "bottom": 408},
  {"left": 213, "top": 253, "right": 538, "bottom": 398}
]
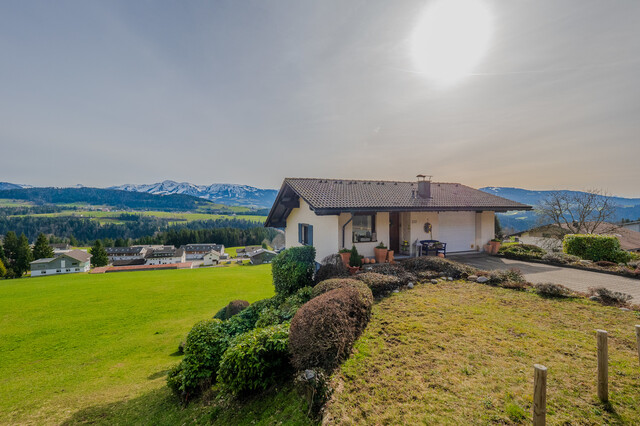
[{"left": 450, "top": 253, "right": 640, "bottom": 304}]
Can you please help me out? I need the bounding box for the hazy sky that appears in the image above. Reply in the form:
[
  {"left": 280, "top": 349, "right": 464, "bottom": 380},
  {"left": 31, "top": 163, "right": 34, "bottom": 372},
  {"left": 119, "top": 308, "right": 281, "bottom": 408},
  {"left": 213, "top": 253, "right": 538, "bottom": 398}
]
[{"left": 1, "top": 1, "right": 639, "bottom": 195}]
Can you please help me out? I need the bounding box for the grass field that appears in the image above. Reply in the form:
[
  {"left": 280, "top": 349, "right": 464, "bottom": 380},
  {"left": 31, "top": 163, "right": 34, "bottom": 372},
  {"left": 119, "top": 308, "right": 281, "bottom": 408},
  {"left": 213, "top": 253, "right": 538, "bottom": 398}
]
[
  {"left": 325, "top": 281, "right": 640, "bottom": 424},
  {"left": 7, "top": 210, "right": 266, "bottom": 225},
  {"left": 0, "top": 265, "right": 276, "bottom": 425}
]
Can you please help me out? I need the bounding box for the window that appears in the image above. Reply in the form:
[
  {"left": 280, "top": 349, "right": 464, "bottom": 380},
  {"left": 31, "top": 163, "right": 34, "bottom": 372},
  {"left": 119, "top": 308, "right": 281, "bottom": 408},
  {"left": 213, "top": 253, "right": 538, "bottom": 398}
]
[
  {"left": 298, "top": 223, "right": 313, "bottom": 246},
  {"left": 352, "top": 214, "right": 376, "bottom": 243}
]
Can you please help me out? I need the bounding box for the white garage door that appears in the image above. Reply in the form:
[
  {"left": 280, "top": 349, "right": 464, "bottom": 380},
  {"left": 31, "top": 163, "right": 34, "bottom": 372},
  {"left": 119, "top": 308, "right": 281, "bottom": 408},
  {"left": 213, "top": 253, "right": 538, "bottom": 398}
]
[{"left": 438, "top": 212, "right": 476, "bottom": 253}]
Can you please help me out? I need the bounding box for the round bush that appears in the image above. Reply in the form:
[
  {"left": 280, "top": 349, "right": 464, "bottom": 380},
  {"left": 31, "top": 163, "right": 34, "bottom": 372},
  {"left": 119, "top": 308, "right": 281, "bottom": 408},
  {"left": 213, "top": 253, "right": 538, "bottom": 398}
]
[
  {"left": 218, "top": 323, "right": 291, "bottom": 394},
  {"left": 272, "top": 246, "right": 316, "bottom": 296},
  {"left": 213, "top": 300, "right": 250, "bottom": 320},
  {"left": 401, "top": 256, "right": 478, "bottom": 278},
  {"left": 312, "top": 278, "right": 373, "bottom": 306},
  {"left": 356, "top": 272, "right": 401, "bottom": 298},
  {"left": 289, "top": 287, "right": 372, "bottom": 371}
]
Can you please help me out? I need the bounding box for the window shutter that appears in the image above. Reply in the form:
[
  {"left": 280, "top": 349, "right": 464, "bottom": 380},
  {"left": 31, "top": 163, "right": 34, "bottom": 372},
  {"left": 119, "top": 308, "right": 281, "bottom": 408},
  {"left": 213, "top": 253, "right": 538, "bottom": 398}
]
[
  {"left": 308, "top": 225, "right": 313, "bottom": 246},
  {"left": 298, "top": 223, "right": 303, "bottom": 244}
]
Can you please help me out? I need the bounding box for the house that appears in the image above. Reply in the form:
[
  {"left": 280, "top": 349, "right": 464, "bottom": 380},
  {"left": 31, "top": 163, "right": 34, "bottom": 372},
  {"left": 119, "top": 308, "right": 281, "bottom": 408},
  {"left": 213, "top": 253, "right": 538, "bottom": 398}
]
[
  {"left": 181, "top": 244, "right": 225, "bottom": 260},
  {"left": 264, "top": 176, "right": 532, "bottom": 262},
  {"left": 235, "top": 246, "right": 261, "bottom": 258},
  {"left": 202, "top": 250, "right": 221, "bottom": 266},
  {"left": 621, "top": 220, "right": 640, "bottom": 233},
  {"left": 30, "top": 250, "right": 92, "bottom": 277},
  {"left": 247, "top": 248, "right": 277, "bottom": 265},
  {"left": 106, "top": 246, "right": 148, "bottom": 262},
  {"left": 144, "top": 246, "right": 186, "bottom": 265}
]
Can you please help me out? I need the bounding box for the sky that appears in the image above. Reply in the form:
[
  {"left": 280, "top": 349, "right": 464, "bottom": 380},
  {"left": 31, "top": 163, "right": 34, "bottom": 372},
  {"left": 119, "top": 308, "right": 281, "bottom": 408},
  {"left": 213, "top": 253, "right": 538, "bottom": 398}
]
[{"left": 1, "top": 0, "right": 639, "bottom": 196}]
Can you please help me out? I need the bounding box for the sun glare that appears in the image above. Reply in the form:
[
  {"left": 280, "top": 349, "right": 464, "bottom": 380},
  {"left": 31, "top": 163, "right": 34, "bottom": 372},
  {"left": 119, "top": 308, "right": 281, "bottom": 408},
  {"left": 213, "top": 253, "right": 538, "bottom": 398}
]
[{"left": 410, "top": 0, "right": 493, "bottom": 86}]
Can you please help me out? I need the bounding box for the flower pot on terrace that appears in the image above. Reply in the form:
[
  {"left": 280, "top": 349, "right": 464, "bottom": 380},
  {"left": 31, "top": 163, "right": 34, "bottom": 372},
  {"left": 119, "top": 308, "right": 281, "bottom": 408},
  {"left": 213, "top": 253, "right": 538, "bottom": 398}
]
[
  {"left": 489, "top": 241, "right": 501, "bottom": 255},
  {"left": 340, "top": 252, "right": 351, "bottom": 267},
  {"left": 387, "top": 250, "right": 394, "bottom": 263},
  {"left": 374, "top": 247, "right": 388, "bottom": 264}
]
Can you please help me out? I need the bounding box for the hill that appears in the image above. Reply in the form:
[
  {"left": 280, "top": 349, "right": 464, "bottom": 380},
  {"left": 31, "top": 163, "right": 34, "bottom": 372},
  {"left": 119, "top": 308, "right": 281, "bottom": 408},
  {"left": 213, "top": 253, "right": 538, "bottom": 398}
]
[
  {"left": 110, "top": 180, "right": 278, "bottom": 209},
  {"left": 0, "top": 187, "right": 226, "bottom": 212}
]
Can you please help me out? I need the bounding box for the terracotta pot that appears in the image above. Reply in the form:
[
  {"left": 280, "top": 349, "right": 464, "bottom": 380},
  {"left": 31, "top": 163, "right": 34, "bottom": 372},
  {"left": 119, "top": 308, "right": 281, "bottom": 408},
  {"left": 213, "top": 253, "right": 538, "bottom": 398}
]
[
  {"left": 348, "top": 266, "right": 360, "bottom": 275},
  {"left": 387, "top": 250, "right": 394, "bottom": 263},
  {"left": 363, "top": 257, "right": 370, "bottom": 264},
  {"left": 370, "top": 259, "right": 376, "bottom": 264},
  {"left": 437, "top": 253, "right": 445, "bottom": 258},
  {"left": 489, "top": 241, "right": 501, "bottom": 255},
  {"left": 374, "top": 247, "right": 388, "bottom": 264},
  {"left": 340, "top": 252, "right": 351, "bottom": 267},
  {"left": 483, "top": 244, "right": 491, "bottom": 253}
]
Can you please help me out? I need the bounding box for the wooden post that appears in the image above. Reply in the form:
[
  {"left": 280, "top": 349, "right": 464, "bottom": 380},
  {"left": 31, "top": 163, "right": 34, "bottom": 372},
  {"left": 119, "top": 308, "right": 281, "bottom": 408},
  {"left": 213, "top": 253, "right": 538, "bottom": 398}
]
[
  {"left": 533, "top": 364, "right": 547, "bottom": 426},
  {"left": 596, "top": 329, "right": 608, "bottom": 402},
  {"left": 635, "top": 325, "right": 640, "bottom": 366}
]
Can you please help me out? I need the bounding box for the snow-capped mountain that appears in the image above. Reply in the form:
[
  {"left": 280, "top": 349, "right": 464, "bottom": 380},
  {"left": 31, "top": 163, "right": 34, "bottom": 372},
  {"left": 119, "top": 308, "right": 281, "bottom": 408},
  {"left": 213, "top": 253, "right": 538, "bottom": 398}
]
[
  {"left": 109, "top": 180, "right": 278, "bottom": 209},
  {"left": 0, "top": 182, "right": 32, "bottom": 190}
]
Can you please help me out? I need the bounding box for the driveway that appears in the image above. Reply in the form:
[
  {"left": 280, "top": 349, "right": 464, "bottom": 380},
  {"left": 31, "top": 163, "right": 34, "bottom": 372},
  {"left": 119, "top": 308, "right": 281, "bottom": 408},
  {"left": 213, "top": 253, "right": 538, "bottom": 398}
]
[{"left": 450, "top": 253, "right": 640, "bottom": 304}]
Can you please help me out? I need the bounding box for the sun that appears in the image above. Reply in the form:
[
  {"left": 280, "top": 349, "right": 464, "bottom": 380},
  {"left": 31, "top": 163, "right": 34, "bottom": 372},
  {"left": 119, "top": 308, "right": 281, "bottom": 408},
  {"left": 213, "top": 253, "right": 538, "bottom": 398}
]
[{"left": 410, "top": 0, "right": 493, "bottom": 86}]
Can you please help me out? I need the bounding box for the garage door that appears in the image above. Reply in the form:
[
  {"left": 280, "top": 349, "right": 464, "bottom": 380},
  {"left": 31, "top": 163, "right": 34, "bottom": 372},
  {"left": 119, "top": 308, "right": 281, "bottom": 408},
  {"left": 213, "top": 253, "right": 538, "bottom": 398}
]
[{"left": 438, "top": 212, "right": 476, "bottom": 253}]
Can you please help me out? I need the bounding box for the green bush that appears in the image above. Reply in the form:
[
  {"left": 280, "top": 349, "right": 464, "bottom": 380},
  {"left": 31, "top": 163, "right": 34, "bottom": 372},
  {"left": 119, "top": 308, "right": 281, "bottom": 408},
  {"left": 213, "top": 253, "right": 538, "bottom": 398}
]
[
  {"left": 255, "top": 286, "right": 314, "bottom": 328},
  {"left": 348, "top": 246, "right": 362, "bottom": 268},
  {"left": 168, "top": 319, "right": 230, "bottom": 400},
  {"left": 224, "top": 298, "right": 277, "bottom": 337},
  {"left": 272, "top": 246, "right": 316, "bottom": 296},
  {"left": 312, "top": 278, "right": 374, "bottom": 306},
  {"left": 218, "top": 323, "right": 291, "bottom": 394},
  {"left": 401, "top": 256, "right": 478, "bottom": 278},
  {"left": 498, "top": 244, "right": 545, "bottom": 260},
  {"left": 563, "top": 234, "right": 629, "bottom": 263},
  {"left": 356, "top": 272, "right": 401, "bottom": 298}
]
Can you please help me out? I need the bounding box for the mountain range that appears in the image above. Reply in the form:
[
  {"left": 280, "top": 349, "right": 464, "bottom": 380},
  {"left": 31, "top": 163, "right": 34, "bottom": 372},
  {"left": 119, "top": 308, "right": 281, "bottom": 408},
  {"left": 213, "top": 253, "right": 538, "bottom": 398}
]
[{"left": 110, "top": 180, "right": 277, "bottom": 209}]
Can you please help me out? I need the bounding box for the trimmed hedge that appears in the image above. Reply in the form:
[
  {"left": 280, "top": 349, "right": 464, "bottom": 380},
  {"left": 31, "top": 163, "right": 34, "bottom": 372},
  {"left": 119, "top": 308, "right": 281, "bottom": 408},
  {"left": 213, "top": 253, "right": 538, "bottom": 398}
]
[
  {"left": 272, "top": 246, "right": 316, "bottom": 296},
  {"left": 356, "top": 272, "right": 401, "bottom": 298},
  {"left": 312, "top": 278, "right": 374, "bottom": 307},
  {"left": 563, "top": 234, "right": 631, "bottom": 263},
  {"left": 289, "top": 287, "right": 372, "bottom": 371},
  {"left": 401, "top": 256, "right": 478, "bottom": 278},
  {"left": 498, "top": 244, "right": 545, "bottom": 260},
  {"left": 255, "top": 286, "right": 314, "bottom": 328},
  {"left": 218, "top": 323, "right": 291, "bottom": 394}
]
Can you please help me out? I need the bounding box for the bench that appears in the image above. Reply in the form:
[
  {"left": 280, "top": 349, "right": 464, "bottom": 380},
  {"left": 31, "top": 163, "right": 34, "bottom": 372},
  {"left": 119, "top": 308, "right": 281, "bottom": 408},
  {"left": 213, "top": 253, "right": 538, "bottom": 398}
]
[{"left": 420, "top": 240, "right": 447, "bottom": 257}]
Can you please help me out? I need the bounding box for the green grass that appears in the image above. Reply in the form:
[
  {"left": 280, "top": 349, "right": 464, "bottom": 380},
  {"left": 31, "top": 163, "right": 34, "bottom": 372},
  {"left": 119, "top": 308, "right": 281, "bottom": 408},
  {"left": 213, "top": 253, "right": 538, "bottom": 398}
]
[
  {"left": 0, "top": 265, "right": 276, "bottom": 424},
  {"left": 325, "top": 281, "right": 640, "bottom": 424},
  {"left": 0, "top": 198, "right": 35, "bottom": 207}
]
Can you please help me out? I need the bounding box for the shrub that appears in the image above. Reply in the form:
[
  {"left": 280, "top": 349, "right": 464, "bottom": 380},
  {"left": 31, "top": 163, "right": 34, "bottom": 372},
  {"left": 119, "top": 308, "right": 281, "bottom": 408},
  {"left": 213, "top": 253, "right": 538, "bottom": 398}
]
[
  {"left": 213, "top": 306, "right": 227, "bottom": 320},
  {"left": 312, "top": 278, "right": 374, "bottom": 306},
  {"left": 224, "top": 298, "right": 277, "bottom": 337},
  {"left": 255, "top": 286, "right": 314, "bottom": 328},
  {"left": 401, "top": 256, "right": 478, "bottom": 279},
  {"left": 168, "top": 319, "right": 230, "bottom": 400},
  {"left": 218, "top": 323, "right": 291, "bottom": 394},
  {"left": 365, "top": 262, "right": 417, "bottom": 285},
  {"left": 588, "top": 287, "right": 633, "bottom": 306},
  {"left": 213, "top": 300, "right": 250, "bottom": 320},
  {"left": 595, "top": 260, "right": 617, "bottom": 268},
  {"left": 314, "top": 254, "right": 349, "bottom": 284},
  {"left": 487, "top": 269, "right": 525, "bottom": 285},
  {"left": 563, "top": 234, "right": 625, "bottom": 262},
  {"left": 348, "top": 245, "right": 362, "bottom": 268},
  {"left": 542, "top": 252, "right": 580, "bottom": 265},
  {"left": 498, "top": 244, "right": 545, "bottom": 260},
  {"left": 534, "top": 282, "right": 572, "bottom": 298},
  {"left": 290, "top": 287, "right": 372, "bottom": 371},
  {"left": 272, "top": 246, "right": 316, "bottom": 296},
  {"left": 356, "top": 272, "right": 401, "bottom": 298}
]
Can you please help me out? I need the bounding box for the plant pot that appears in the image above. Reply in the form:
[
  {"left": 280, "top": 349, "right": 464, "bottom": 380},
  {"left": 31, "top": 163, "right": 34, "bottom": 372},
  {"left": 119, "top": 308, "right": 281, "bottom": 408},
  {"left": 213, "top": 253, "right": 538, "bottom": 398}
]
[
  {"left": 489, "top": 241, "right": 501, "bottom": 255},
  {"left": 483, "top": 244, "right": 491, "bottom": 253},
  {"left": 387, "top": 250, "right": 394, "bottom": 263},
  {"left": 348, "top": 266, "right": 360, "bottom": 275},
  {"left": 374, "top": 247, "right": 388, "bottom": 264},
  {"left": 340, "top": 252, "right": 351, "bottom": 267}
]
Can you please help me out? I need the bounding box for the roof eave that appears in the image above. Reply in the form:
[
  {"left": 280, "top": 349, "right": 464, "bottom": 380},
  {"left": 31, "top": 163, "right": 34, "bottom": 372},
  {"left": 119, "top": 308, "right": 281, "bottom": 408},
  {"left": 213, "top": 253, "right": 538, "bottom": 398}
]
[{"left": 312, "top": 205, "right": 532, "bottom": 215}]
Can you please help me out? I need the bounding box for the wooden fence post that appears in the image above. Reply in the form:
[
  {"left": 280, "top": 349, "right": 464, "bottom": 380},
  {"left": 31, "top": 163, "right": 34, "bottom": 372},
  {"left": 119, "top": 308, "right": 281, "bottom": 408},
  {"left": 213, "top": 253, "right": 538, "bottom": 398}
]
[
  {"left": 533, "top": 364, "right": 547, "bottom": 426},
  {"left": 596, "top": 329, "right": 608, "bottom": 402},
  {"left": 635, "top": 325, "right": 640, "bottom": 366}
]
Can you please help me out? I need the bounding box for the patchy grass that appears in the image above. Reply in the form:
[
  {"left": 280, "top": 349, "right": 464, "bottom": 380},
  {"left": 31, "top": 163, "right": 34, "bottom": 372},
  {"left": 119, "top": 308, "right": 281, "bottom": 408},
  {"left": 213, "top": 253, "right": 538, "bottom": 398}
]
[
  {"left": 0, "top": 265, "right": 274, "bottom": 424},
  {"left": 325, "top": 281, "right": 640, "bottom": 424}
]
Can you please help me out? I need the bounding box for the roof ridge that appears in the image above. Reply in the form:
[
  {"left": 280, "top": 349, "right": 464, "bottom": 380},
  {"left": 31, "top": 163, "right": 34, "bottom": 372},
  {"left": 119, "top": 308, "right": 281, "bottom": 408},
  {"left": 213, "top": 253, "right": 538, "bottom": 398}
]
[{"left": 284, "top": 177, "right": 460, "bottom": 185}]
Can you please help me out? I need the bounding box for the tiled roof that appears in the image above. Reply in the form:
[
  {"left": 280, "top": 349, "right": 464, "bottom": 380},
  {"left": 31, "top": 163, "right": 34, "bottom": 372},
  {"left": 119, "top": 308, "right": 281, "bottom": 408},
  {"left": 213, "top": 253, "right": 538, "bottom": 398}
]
[
  {"left": 64, "top": 249, "right": 92, "bottom": 263},
  {"left": 283, "top": 178, "right": 531, "bottom": 211}
]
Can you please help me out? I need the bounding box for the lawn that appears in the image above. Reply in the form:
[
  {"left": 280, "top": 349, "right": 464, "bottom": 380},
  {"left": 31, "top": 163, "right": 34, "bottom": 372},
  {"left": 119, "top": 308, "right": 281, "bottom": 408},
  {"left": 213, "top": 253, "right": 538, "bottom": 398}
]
[
  {"left": 325, "top": 281, "right": 640, "bottom": 424},
  {"left": 0, "top": 265, "right": 276, "bottom": 425}
]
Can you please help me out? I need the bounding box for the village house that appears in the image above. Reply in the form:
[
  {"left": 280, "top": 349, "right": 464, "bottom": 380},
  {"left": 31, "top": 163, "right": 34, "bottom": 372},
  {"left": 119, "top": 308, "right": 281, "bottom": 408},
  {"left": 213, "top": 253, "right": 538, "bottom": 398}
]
[
  {"left": 180, "top": 243, "right": 225, "bottom": 260},
  {"left": 247, "top": 248, "right": 277, "bottom": 265},
  {"left": 106, "top": 246, "right": 148, "bottom": 262},
  {"left": 202, "top": 250, "right": 221, "bottom": 266},
  {"left": 144, "top": 246, "right": 186, "bottom": 265},
  {"left": 265, "top": 176, "right": 532, "bottom": 262},
  {"left": 30, "top": 250, "right": 92, "bottom": 277}
]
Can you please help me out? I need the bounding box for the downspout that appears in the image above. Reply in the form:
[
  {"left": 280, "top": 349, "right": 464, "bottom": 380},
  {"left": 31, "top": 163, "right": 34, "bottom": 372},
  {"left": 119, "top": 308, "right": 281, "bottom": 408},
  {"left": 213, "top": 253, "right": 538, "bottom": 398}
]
[{"left": 342, "top": 216, "right": 353, "bottom": 249}]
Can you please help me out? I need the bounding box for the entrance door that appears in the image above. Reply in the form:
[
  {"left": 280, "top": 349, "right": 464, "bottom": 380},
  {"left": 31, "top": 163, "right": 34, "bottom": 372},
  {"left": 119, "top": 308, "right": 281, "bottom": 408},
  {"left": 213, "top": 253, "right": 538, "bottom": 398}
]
[{"left": 389, "top": 212, "right": 400, "bottom": 252}]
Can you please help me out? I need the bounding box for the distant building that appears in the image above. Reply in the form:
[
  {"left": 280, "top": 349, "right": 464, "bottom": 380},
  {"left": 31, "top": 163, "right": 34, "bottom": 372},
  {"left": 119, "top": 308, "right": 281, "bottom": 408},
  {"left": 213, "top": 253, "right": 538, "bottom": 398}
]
[
  {"left": 235, "top": 246, "right": 261, "bottom": 258},
  {"left": 145, "top": 246, "right": 186, "bottom": 265},
  {"left": 181, "top": 244, "right": 225, "bottom": 260},
  {"left": 106, "top": 246, "right": 148, "bottom": 262},
  {"left": 202, "top": 250, "right": 221, "bottom": 266},
  {"left": 247, "top": 248, "right": 277, "bottom": 265},
  {"left": 621, "top": 221, "right": 640, "bottom": 233},
  {"left": 30, "top": 250, "right": 92, "bottom": 277}
]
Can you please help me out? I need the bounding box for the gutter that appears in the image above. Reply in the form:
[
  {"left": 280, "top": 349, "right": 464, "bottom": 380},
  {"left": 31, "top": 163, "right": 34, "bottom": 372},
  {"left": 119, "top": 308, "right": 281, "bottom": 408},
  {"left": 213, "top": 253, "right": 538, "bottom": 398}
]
[{"left": 341, "top": 216, "right": 353, "bottom": 249}]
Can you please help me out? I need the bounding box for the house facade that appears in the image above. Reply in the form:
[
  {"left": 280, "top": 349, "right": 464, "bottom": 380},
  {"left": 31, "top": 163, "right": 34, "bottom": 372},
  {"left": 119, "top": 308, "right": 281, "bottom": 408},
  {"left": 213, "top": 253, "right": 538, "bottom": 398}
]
[
  {"left": 144, "top": 246, "right": 186, "bottom": 265},
  {"left": 202, "top": 250, "right": 221, "bottom": 266},
  {"left": 265, "top": 177, "right": 531, "bottom": 262},
  {"left": 106, "top": 246, "right": 148, "bottom": 262},
  {"left": 247, "top": 248, "right": 277, "bottom": 265},
  {"left": 181, "top": 244, "right": 225, "bottom": 260},
  {"left": 30, "top": 250, "right": 92, "bottom": 277}
]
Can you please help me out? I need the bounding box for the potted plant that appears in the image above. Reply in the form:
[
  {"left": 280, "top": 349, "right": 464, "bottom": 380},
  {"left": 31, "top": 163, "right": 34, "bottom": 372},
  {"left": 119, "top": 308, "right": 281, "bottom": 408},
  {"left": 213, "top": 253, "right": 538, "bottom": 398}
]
[
  {"left": 374, "top": 242, "right": 388, "bottom": 264},
  {"left": 489, "top": 238, "right": 502, "bottom": 255},
  {"left": 339, "top": 248, "right": 351, "bottom": 267},
  {"left": 348, "top": 245, "right": 362, "bottom": 274}
]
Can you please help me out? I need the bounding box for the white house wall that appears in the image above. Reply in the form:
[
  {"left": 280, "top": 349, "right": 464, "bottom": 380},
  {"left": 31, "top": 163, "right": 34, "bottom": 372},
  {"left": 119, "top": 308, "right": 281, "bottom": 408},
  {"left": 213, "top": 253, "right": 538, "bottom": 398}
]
[
  {"left": 338, "top": 212, "right": 390, "bottom": 258},
  {"left": 475, "top": 211, "right": 495, "bottom": 251},
  {"left": 407, "top": 212, "right": 440, "bottom": 255},
  {"left": 285, "top": 199, "right": 339, "bottom": 262}
]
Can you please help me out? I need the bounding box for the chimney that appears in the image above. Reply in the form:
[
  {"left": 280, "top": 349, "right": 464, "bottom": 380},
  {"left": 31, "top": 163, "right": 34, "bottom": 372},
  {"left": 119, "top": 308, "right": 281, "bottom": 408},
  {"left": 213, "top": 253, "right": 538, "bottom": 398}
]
[{"left": 417, "top": 174, "right": 431, "bottom": 199}]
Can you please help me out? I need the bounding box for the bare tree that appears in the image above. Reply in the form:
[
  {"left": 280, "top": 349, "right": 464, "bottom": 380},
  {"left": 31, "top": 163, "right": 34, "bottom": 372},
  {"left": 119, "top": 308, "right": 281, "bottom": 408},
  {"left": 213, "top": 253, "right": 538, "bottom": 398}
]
[{"left": 537, "top": 189, "right": 619, "bottom": 236}]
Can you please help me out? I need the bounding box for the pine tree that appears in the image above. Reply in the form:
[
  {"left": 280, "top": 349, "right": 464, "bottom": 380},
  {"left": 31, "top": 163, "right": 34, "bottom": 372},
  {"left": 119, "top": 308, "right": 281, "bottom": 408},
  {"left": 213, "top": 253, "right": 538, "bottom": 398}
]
[
  {"left": 14, "top": 233, "right": 33, "bottom": 277},
  {"left": 3, "top": 231, "right": 18, "bottom": 266},
  {"left": 33, "top": 233, "right": 55, "bottom": 260},
  {"left": 89, "top": 240, "right": 109, "bottom": 267},
  {"left": 69, "top": 234, "right": 79, "bottom": 247}
]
